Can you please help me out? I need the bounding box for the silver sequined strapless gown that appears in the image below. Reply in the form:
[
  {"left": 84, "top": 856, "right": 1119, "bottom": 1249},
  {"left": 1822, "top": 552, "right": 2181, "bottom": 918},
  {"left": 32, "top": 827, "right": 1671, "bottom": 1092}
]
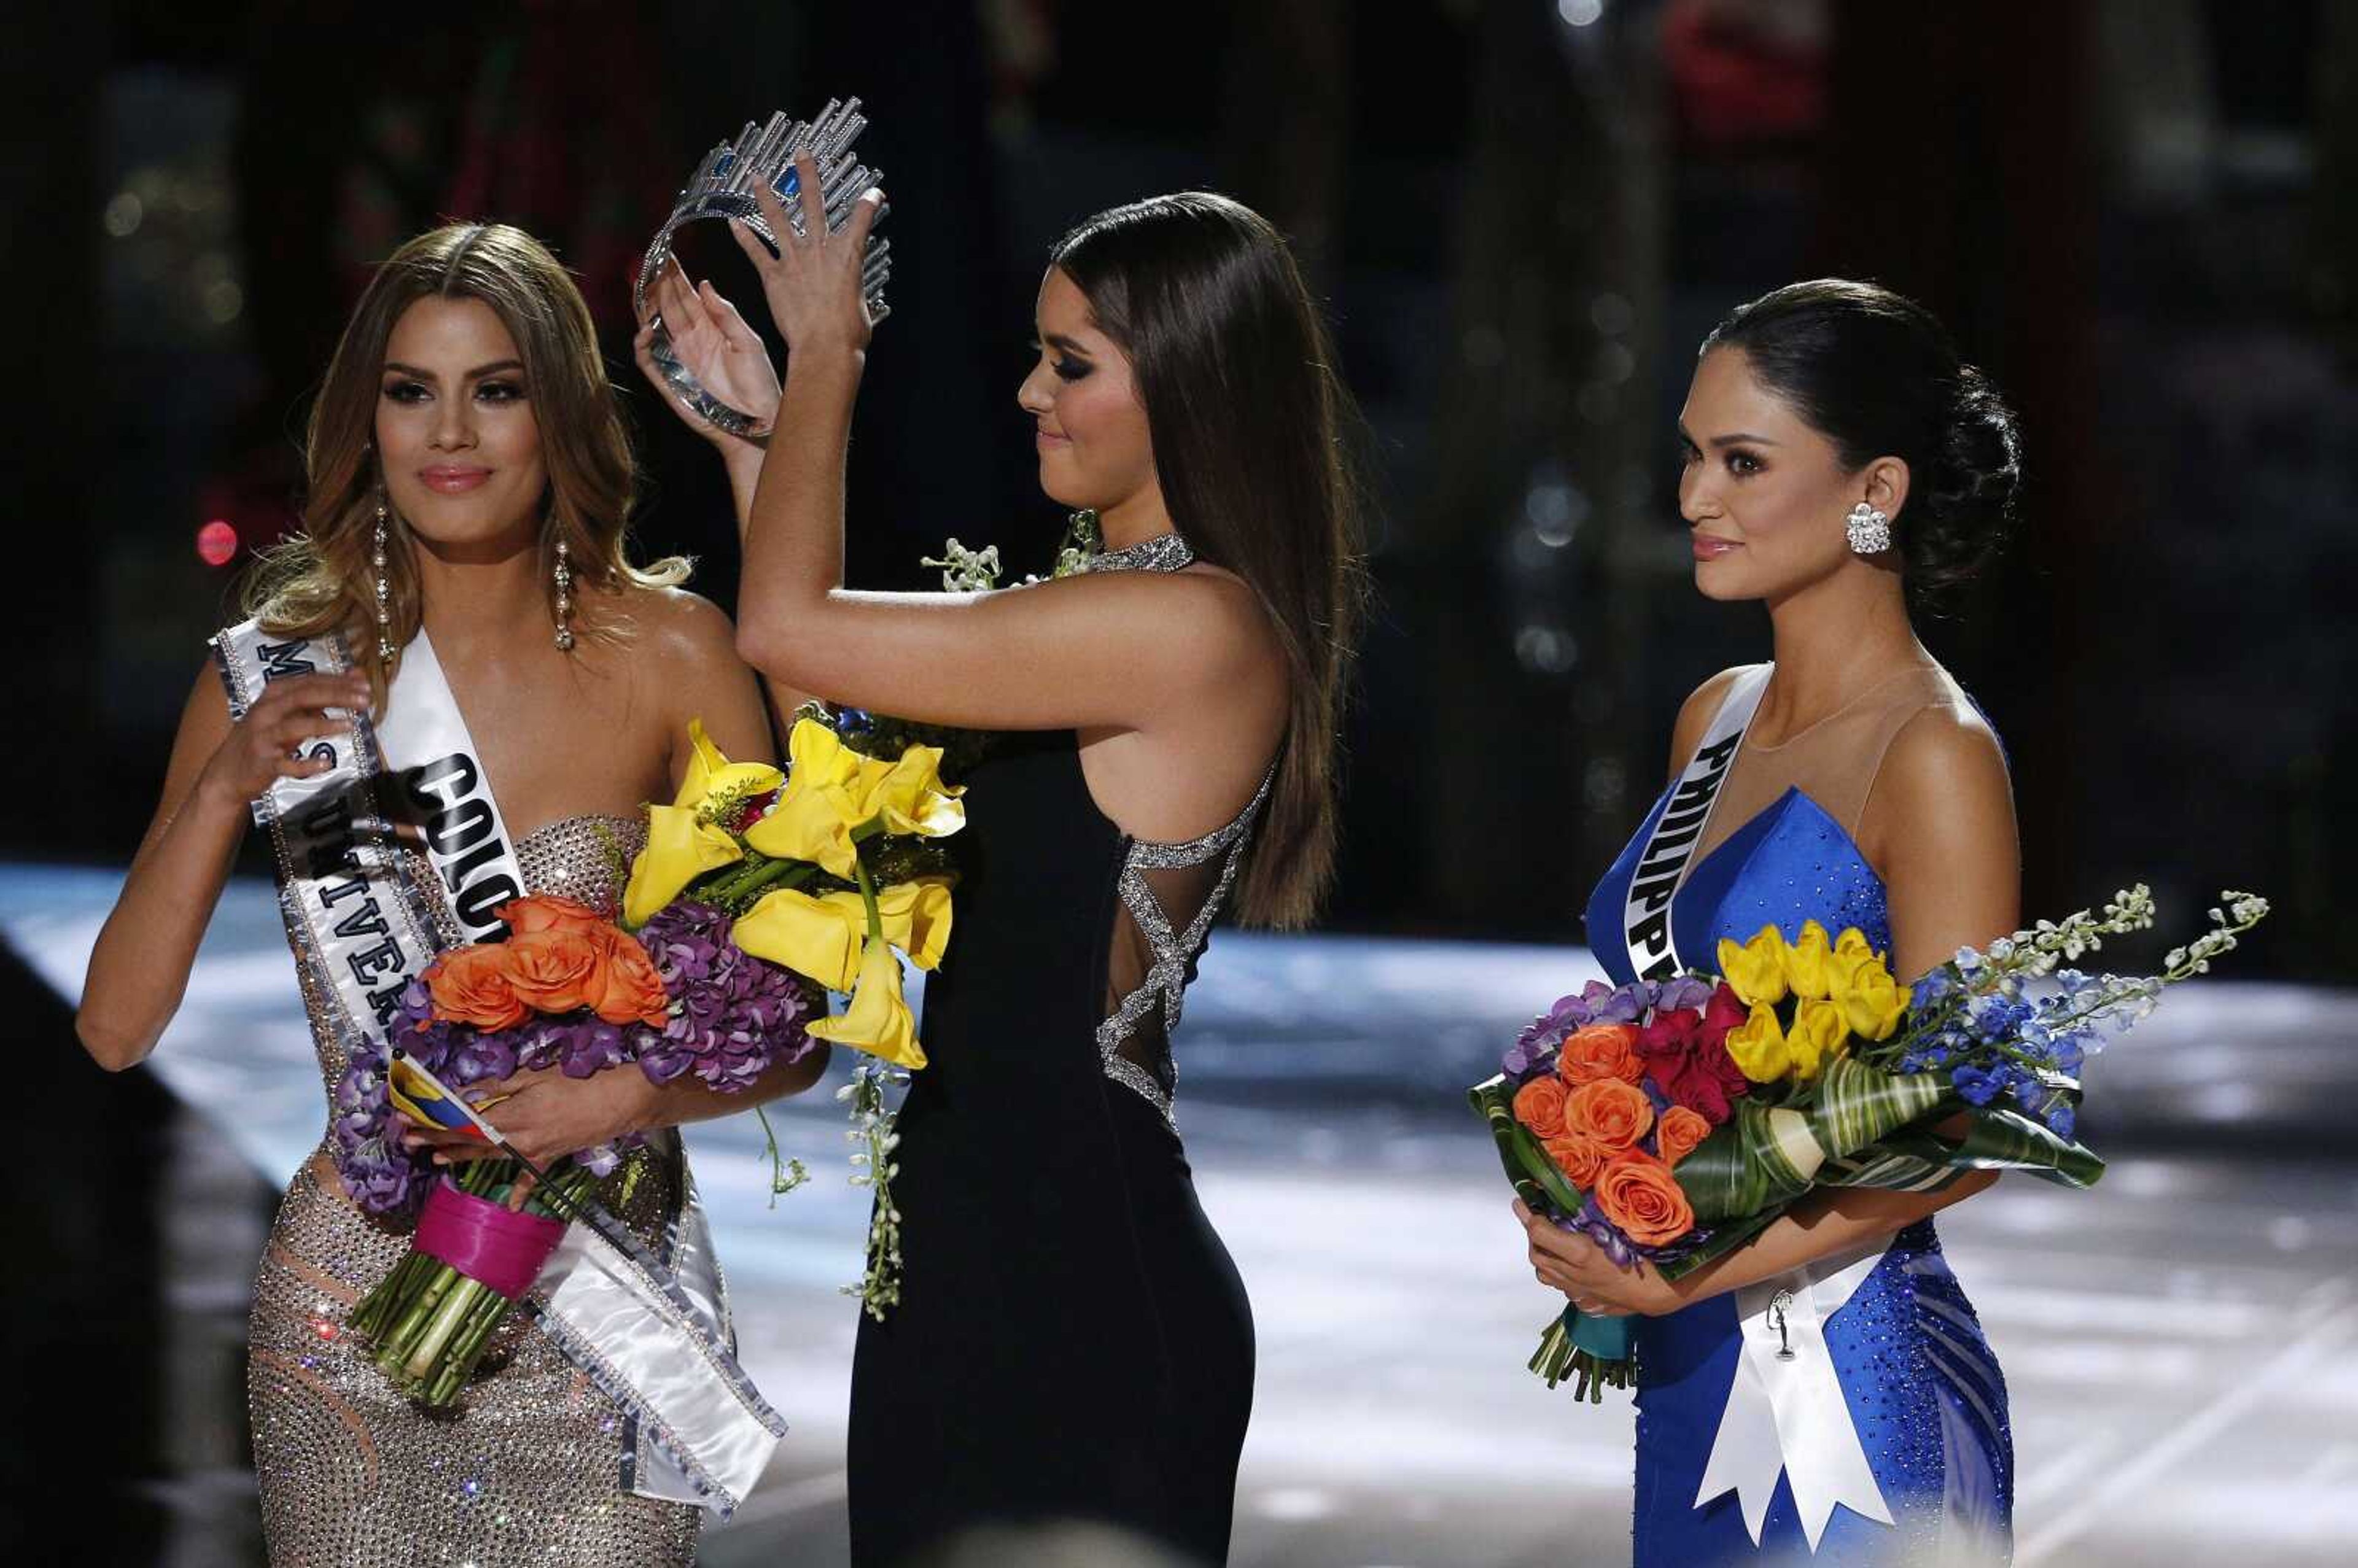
[{"left": 246, "top": 815, "right": 706, "bottom": 1566}]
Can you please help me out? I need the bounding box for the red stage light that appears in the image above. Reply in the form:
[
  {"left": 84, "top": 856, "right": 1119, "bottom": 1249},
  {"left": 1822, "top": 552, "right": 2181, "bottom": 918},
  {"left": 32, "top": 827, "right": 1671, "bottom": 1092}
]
[{"left": 196, "top": 519, "right": 239, "bottom": 567}]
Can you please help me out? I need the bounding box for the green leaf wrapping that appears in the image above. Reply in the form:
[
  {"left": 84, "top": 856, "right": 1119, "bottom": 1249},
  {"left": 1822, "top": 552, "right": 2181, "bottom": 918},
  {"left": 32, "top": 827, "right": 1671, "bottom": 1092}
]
[
  {"left": 1468, "top": 1074, "right": 1637, "bottom": 1395},
  {"left": 1675, "top": 1055, "right": 1950, "bottom": 1225},
  {"left": 1468, "top": 1075, "right": 1587, "bottom": 1217}
]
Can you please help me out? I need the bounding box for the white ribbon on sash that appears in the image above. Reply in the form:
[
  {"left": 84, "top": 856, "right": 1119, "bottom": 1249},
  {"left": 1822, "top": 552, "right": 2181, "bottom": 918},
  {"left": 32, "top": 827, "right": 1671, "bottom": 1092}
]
[
  {"left": 212, "top": 620, "right": 785, "bottom": 1515},
  {"left": 1621, "top": 664, "right": 1771, "bottom": 980},
  {"left": 1695, "top": 1242, "right": 1895, "bottom": 1550}
]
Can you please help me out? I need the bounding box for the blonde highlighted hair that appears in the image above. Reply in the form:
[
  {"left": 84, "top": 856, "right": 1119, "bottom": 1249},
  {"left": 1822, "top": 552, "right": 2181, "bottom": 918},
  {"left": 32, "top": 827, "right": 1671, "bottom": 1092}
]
[{"left": 246, "top": 223, "right": 686, "bottom": 671}]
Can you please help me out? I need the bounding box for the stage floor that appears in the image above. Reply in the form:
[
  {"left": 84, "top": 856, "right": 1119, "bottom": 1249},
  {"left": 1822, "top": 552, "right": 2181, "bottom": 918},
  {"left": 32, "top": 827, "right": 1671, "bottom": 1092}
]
[{"left": 9, "top": 865, "right": 2356, "bottom": 1566}]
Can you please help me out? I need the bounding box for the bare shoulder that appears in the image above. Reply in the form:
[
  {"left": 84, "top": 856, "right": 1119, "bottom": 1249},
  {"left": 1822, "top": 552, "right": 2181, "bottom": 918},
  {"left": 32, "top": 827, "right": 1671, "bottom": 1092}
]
[
  {"left": 1028, "top": 559, "right": 1280, "bottom": 684},
  {"left": 1878, "top": 699, "right": 2014, "bottom": 819},
  {"left": 1667, "top": 664, "right": 1762, "bottom": 777},
  {"left": 610, "top": 584, "right": 741, "bottom": 669}
]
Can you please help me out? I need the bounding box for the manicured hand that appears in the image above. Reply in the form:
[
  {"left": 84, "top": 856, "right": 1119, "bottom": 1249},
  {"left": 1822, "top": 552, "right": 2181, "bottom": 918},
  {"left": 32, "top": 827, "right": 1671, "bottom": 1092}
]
[
  {"left": 199, "top": 671, "right": 372, "bottom": 804},
  {"left": 738, "top": 153, "right": 885, "bottom": 362},
  {"left": 1513, "top": 1198, "right": 1683, "bottom": 1318},
  {"left": 632, "top": 255, "right": 781, "bottom": 448},
  {"left": 400, "top": 1063, "right": 662, "bottom": 1170}
]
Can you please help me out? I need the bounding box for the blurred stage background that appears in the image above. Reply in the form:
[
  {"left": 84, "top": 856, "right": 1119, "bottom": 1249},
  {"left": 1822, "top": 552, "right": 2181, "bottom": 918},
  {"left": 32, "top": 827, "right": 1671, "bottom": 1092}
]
[{"left": 4, "top": 1, "right": 2355, "bottom": 1564}]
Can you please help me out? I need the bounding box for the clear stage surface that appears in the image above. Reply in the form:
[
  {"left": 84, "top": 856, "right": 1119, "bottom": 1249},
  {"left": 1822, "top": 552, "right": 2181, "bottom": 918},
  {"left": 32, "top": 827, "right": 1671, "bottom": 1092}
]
[{"left": 8, "top": 866, "right": 2355, "bottom": 1567}]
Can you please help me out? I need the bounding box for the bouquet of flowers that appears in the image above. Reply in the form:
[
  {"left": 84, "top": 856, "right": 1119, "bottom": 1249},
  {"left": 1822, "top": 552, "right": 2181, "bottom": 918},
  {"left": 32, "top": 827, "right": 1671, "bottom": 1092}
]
[
  {"left": 620, "top": 709, "right": 966, "bottom": 1316},
  {"left": 1471, "top": 885, "right": 2270, "bottom": 1399},
  {"left": 337, "top": 885, "right": 823, "bottom": 1408},
  {"left": 337, "top": 709, "right": 969, "bottom": 1407}
]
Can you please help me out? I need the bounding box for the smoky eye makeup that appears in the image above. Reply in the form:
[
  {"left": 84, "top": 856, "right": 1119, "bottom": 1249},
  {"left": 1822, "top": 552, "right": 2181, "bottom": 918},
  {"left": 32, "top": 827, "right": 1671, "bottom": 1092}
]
[{"left": 1029, "top": 338, "right": 1093, "bottom": 382}]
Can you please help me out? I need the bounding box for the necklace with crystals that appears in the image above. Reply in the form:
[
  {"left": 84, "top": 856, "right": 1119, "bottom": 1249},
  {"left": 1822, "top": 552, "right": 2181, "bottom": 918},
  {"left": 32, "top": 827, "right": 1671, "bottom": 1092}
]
[{"left": 1068, "top": 508, "right": 1196, "bottom": 576}]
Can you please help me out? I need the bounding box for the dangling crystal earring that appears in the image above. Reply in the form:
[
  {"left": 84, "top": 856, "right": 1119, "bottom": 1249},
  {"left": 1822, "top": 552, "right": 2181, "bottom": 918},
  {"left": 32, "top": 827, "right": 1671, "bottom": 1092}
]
[
  {"left": 553, "top": 537, "right": 575, "bottom": 651},
  {"left": 1846, "top": 501, "right": 1892, "bottom": 556},
  {"left": 373, "top": 495, "right": 394, "bottom": 662}
]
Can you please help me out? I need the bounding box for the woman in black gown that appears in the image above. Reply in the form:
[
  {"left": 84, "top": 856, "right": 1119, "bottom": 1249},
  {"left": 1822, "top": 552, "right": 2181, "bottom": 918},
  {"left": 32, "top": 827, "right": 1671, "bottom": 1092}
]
[{"left": 652, "top": 172, "right": 1363, "bottom": 1562}]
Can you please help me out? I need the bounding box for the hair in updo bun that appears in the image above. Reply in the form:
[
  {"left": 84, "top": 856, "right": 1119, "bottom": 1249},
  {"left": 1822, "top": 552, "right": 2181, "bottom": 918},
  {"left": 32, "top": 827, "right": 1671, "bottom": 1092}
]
[{"left": 1702, "top": 279, "right": 2023, "bottom": 601}]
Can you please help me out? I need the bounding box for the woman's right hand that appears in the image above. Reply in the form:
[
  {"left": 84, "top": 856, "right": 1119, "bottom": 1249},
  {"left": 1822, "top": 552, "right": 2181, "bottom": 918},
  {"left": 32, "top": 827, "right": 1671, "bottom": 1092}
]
[
  {"left": 197, "top": 670, "right": 372, "bottom": 806},
  {"left": 632, "top": 257, "right": 783, "bottom": 450}
]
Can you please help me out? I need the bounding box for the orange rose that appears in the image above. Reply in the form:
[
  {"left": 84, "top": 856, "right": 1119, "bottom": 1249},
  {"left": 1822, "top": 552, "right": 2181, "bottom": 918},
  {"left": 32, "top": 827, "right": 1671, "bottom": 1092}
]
[
  {"left": 1558, "top": 1023, "right": 1646, "bottom": 1086},
  {"left": 1656, "top": 1106, "right": 1711, "bottom": 1166},
  {"left": 1593, "top": 1152, "right": 1697, "bottom": 1248},
  {"left": 503, "top": 926, "right": 603, "bottom": 1016},
  {"left": 1565, "top": 1077, "right": 1654, "bottom": 1151},
  {"left": 424, "top": 943, "right": 529, "bottom": 1030},
  {"left": 500, "top": 893, "right": 607, "bottom": 937},
  {"left": 1512, "top": 1076, "right": 1571, "bottom": 1140},
  {"left": 581, "top": 926, "right": 672, "bottom": 1027},
  {"left": 1543, "top": 1133, "right": 1609, "bottom": 1192}
]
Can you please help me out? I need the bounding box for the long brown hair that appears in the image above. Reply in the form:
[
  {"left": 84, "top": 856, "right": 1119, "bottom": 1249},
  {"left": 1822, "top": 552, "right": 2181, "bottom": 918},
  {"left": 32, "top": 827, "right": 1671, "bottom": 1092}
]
[
  {"left": 1049, "top": 193, "right": 1368, "bottom": 930},
  {"left": 246, "top": 223, "right": 686, "bottom": 673}
]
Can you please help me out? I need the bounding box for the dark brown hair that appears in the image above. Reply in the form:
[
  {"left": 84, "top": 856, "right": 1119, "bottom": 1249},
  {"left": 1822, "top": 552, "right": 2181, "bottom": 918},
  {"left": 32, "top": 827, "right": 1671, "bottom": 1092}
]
[
  {"left": 247, "top": 223, "right": 685, "bottom": 673},
  {"left": 1050, "top": 193, "right": 1368, "bottom": 929},
  {"left": 1703, "top": 278, "right": 2023, "bottom": 602}
]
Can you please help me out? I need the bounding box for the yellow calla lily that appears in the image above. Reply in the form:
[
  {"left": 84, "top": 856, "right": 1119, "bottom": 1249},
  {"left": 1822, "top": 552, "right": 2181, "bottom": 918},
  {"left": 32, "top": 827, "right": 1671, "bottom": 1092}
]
[
  {"left": 1834, "top": 952, "right": 1909, "bottom": 1042},
  {"left": 745, "top": 720, "right": 871, "bottom": 877},
  {"left": 1717, "top": 926, "right": 1791, "bottom": 1009},
  {"left": 733, "top": 886, "right": 869, "bottom": 992},
  {"left": 807, "top": 936, "right": 927, "bottom": 1069},
  {"left": 871, "top": 877, "right": 955, "bottom": 971},
  {"left": 733, "top": 876, "right": 957, "bottom": 995},
  {"left": 675, "top": 717, "right": 785, "bottom": 814},
  {"left": 860, "top": 746, "right": 967, "bottom": 839},
  {"left": 1781, "top": 920, "right": 1840, "bottom": 1001},
  {"left": 745, "top": 720, "right": 967, "bottom": 876},
  {"left": 1724, "top": 1000, "right": 1793, "bottom": 1082},
  {"left": 623, "top": 804, "right": 745, "bottom": 928},
  {"left": 1786, "top": 998, "right": 1852, "bottom": 1080}
]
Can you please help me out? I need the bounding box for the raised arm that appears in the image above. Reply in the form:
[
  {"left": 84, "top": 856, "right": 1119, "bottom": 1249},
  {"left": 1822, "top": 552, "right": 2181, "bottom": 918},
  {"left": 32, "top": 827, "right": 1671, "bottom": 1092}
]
[
  {"left": 722, "top": 159, "right": 1270, "bottom": 737},
  {"left": 77, "top": 663, "right": 372, "bottom": 1069}
]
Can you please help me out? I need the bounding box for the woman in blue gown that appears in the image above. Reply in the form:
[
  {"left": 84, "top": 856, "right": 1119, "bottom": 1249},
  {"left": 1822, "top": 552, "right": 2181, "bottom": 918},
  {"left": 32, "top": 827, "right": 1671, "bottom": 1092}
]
[{"left": 1518, "top": 281, "right": 2026, "bottom": 1564}]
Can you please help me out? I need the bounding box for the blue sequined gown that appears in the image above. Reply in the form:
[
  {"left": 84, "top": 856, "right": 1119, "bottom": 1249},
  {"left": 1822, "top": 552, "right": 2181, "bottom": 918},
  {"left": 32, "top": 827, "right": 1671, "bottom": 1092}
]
[{"left": 1581, "top": 664, "right": 2014, "bottom": 1565}]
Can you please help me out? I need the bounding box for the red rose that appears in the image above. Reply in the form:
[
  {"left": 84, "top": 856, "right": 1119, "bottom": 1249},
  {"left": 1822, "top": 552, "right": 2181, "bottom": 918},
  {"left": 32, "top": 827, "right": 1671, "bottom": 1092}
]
[
  {"left": 1702, "top": 981, "right": 1749, "bottom": 1038},
  {"left": 1638, "top": 1006, "right": 1700, "bottom": 1061},
  {"left": 1654, "top": 1038, "right": 1751, "bottom": 1124}
]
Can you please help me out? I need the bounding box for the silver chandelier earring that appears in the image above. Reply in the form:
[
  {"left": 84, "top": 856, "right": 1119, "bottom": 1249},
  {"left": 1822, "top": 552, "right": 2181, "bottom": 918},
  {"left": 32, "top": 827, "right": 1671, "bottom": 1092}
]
[
  {"left": 373, "top": 495, "right": 394, "bottom": 661},
  {"left": 1846, "top": 501, "right": 1892, "bottom": 556},
  {"left": 553, "top": 537, "right": 575, "bottom": 651}
]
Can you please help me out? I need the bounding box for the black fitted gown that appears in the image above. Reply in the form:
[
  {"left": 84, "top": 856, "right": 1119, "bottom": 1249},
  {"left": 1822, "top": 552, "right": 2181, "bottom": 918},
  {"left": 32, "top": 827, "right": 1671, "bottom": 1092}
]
[{"left": 844, "top": 711, "right": 1265, "bottom": 1566}]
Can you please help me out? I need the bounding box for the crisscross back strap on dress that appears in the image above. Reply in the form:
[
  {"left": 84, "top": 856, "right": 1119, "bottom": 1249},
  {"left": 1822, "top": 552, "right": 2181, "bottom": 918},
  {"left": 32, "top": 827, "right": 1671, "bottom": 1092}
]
[{"left": 1078, "top": 531, "right": 1277, "bottom": 1125}]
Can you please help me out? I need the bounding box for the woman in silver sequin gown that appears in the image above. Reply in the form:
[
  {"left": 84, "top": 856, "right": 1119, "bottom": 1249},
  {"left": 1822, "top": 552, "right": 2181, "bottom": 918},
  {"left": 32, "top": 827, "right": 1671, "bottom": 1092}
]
[
  {"left": 640, "top": 182, "right": 1368, "bottom": 1562},
  {"left": 79, "top": 223, "right": 825, "bottom": 1564}
]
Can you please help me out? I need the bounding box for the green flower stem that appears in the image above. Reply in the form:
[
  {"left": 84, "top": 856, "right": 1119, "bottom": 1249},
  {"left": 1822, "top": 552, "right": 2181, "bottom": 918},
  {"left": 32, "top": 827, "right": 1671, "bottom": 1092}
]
[
  {"left": 704, "top": 852, "right": 781, "bottom": 903},
  {"left": 422, "top": 1289, "right": 516, "bottom": 1407},
  {"left": 378, "top": 1265, "right": 456, "bottom": 1365},
  {"left": 854, "top": 853, "right": 884, "bottom": 941},
  {"left": 403, "top": 1276, "right": 489, "bottom": 1381}
]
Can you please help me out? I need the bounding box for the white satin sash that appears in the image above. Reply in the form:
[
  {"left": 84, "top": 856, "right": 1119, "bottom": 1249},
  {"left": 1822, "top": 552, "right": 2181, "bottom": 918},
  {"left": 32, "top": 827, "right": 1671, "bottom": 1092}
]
[
  {"left": 213, "top": 620, "right": 784, "bottom": 1514},
  {"left": 1622, "top": 664, "right": 1770, "bottom": 980}
]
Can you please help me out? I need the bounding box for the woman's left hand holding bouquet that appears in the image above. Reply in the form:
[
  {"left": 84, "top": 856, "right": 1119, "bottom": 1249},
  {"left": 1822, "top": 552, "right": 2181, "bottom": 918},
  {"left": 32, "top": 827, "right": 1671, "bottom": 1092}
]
[
  {"left": 400, "top": 1063, "right": 661, "bottom": 1171},
  {"left": 1514, "top": 1198, "right": 1686, "bottom": 1319}
]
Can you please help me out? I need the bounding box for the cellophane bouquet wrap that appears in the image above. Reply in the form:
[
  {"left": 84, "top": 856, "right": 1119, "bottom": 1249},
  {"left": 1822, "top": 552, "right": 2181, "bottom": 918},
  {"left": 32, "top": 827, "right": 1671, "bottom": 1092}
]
[{"left": 1471, "top": 887, "right": 2268, "bottom": 1399}]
